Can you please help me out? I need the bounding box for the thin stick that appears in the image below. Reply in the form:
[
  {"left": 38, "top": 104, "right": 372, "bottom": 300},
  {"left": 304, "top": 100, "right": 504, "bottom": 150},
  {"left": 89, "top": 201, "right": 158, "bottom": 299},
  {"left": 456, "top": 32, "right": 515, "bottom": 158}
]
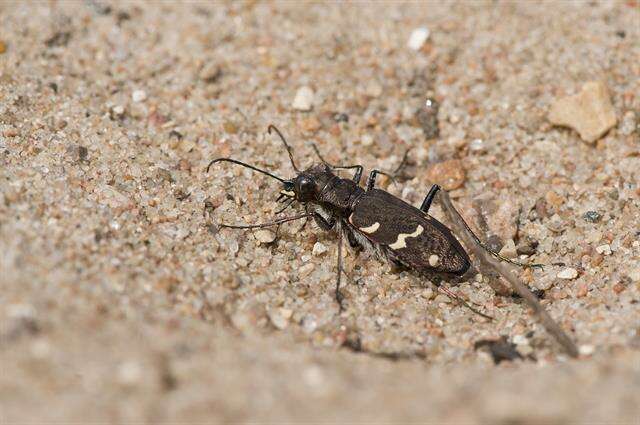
[
  {"left": 218, "top": 213, "right": 312, "bottom": 229},
  {"left": 437, "top": 285, "right": 494, "bottom": 321},
  {"left": 437, "top": 190, "right": 579, "bottom": 358}
]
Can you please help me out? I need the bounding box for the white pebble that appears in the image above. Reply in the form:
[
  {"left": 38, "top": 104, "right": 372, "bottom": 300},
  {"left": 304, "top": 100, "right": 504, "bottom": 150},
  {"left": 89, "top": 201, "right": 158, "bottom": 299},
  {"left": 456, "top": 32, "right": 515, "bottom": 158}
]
[
  {"left": 112, "top": 105, "right": 125, "bottom": 116},
  {"left": 361, "top": 134, "right": 374, "bottom": 146},
  {"left": 7, "top": 303, "right": 36, "bottom": 319},
  {"left": 292, "top": 86, "right": 314, "bottom": 111},
  {"left": 117, "top": 360, "right": 142, "bottom": 386},
  {"left": 301, "top": 315, "right": 317, "bottom": 333},
  {"left": 365, "top": 81, "right": 383, "bottom": 98},
  {"left": 255, "top": 230, "right": 276, "bottom": 244},
  {"left": 268, "top": 309, "right": 290, "bottom": 330},
  {"left": 420, "top": 288, "right": 434, "bottom": 300},
  {"left": 596, "top": 244, "right": 612, "bottom": 255},
  {"left": 299, "top": 263, "right": 315, "bottom": 277},
  {"left": 518, "top": 344, "right": 534, "bottom": 356},
  {"left": 513, "top": 334, "right": 529, "bottom": 345},
  {"left": 132, "top": 89, "right": 147, "bottom": 103},
  {"left": 312, "top": 242, "right": 328, "bottom": 256},
  {"left": 557, "top": 268, "right": 578, "bottom": 280},
  {"left": 579, "top": 344, "right": 595, "bottom": 356},
  {"left": 279, "top": 308, "right": 293, "bottom": 319},
  {"left": 498, "top": 239, "right": 517, "bottom": 259},
  {"left": 30, "top": 339, "right": 51, "bottom": 360},
  {"left": 407, "top": 27, "right": 430, "bottom": 51}
]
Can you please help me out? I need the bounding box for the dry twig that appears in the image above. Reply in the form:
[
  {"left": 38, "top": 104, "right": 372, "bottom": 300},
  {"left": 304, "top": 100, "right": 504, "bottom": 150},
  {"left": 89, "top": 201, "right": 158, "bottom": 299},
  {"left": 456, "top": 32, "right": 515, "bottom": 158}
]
[{"left": 437, "top": 190, "right": 579, "bottom": 358}]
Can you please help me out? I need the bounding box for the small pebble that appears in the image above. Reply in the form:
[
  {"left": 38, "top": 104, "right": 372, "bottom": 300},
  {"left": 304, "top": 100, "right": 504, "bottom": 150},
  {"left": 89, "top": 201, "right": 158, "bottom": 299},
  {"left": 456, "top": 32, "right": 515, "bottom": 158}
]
[
  {"left": 469, "top": 138, "right": 485, "bottom": 153},
  {"left": 498, "top": 239, "right": 517, "bottom": 259},
  {"left": 512, "top": 334, "right": 529, "bottom": 346},
  {"left": 199, "top": 63, "right": 222, "bottom": 83},
  {"left": 548, "top": 81, "right": 617, "bottom": 143},
  {"left": 416, "top": 98, "right": 440, "bottom": 140},
  {"left": 516, "top": 238, "right": 539, "bottom": 256},
  {"left": 619, "top": 111, "right": 637, "bottom": 136},
  {"left": 132, "top": 89, "right": 147, "bottom": 103},
  {"left": 426, "top": 159, "right": 466, "bottom": 190},
  {"left": 299, "top": 263, "right": 315, "bottom": 278},
  {"left": 0, "top": 40, "right": 7, "bottom": 54},
  {"left": 30, "top": 339, "right": 51, "bottom": 360},
  {"left": 268, "top": 309, "right": 290, "bottom": 330},
  {"left": 292, "top": 86, "right": 314, "bottom": 111},
  {"left": 361, "top": 134, "right": 374, "bottom": 146},
  {"left": 301, "top": 315, "right": 317, "bottom": 333},
  {"left": 223, "top": 120, "right": 239, "bottom": 134},
  {"left": 407, "top": 27, "right": 430, "bottom": 50},
  {"left": 312, "top": 242, "right": 328, "bottom": 256},
  {"left": 68, "top": 145, "right": 88, "bottom": 161},
  {"left": 579, "top": 344, "right": 595, "bottom": 356},
  {"left": 3, "top": 127, "right": 19, "bottom": 137},
  {"left": 254, "top": 230, "right": 276, "bottom": 245},
  {"left": 612, "top": 282, "right": 626, "bottom": 294},
  {"left": 117, "top": 360, "right": 142, "bottom": 386},
  {"left": 433, "top": 294, "right": 450, "bottom": 304},
  {"left": 557, "top": 268, "right": 578, "bottom": 280},
  {"left": 300, "top": 116, "right": 322, "bottom": 133},
  {"left": 546, "top": 214, "right": 565, "bottom": 233},
  {"left": 583, "top": 211, "right": 602, "bottom": 223},
  {"left": 279, "top": 308, "right": 293, "bottom": 320},
  {"left": 576, "top": 282, "right": 589, "bottom": 298},
  {"left": 365, "top": 81, "right": 383, "bottom": 98},
  {"left": 517, "top": 344, "right": 534, "bottom": 356},
  {"left": 111, "top": 105, "right": 125, "bottom": 116},
  {"left": 420, "top": 288, "right": 434, "bottom": 300},
  {"left": 595, "top": 244, "right": 612, "bottom": 255},
  {"left": 545, "top": 191, "right": 565, "bottom": 208}
]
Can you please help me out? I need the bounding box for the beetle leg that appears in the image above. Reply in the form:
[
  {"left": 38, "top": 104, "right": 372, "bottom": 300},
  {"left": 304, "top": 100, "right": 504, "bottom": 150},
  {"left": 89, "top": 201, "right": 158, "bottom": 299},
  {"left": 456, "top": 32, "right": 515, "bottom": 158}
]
[
  {"left": 335, "top": 230, "right": 346, "bottom": 311},
  {"left": 313, "top": 212, "right": 336, "bottom": 231},
  {"left": 420, "top": 184, "right": 441, "bottom": 213}
]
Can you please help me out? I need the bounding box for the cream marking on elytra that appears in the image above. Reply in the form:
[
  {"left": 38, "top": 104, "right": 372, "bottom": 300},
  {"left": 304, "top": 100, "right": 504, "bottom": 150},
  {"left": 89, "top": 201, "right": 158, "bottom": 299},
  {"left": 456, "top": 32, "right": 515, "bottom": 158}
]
[
  {"left": 280, "top": 190, "right": 296, "bottom": 197},
  {"left": 359, "top": 222, "right": 380, "bottom": 234},
  {"left": 389, "top": 225, "right": 424, "bottom": 250},
  {"left": 428, "top": 254, "right": 440, "bottom": 267}
]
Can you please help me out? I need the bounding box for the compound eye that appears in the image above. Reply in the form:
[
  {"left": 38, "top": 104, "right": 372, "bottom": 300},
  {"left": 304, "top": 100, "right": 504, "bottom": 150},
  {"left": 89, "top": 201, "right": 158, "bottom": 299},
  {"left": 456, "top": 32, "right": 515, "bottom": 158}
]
[{"left": 298, "top": 177, "right": 315, "bottom": 198}]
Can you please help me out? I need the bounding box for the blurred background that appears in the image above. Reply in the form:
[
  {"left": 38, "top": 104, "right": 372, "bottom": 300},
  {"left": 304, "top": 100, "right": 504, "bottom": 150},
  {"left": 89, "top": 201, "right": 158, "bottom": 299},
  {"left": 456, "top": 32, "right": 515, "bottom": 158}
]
[{"left": 0, "top": 1, "right": 638, "bottom": 423}]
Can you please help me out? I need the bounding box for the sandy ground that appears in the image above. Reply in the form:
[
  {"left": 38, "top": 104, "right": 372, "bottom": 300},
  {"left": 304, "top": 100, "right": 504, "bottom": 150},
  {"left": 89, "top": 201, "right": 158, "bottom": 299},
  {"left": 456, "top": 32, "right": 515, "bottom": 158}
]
[{"left": 1, "top": 1, "right": 639, "bottom": 423}]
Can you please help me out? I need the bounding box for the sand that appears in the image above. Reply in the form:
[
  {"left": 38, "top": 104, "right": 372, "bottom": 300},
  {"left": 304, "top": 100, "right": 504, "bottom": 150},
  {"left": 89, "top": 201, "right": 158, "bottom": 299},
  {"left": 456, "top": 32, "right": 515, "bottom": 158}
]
[{"left": 1, "top": 1, "right": 639, "bottom": 423}]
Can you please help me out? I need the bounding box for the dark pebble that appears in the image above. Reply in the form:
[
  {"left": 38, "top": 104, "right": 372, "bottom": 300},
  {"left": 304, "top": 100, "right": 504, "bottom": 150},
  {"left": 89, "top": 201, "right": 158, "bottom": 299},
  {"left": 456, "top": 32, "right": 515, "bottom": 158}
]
[
  {"left": 583, "top": 211, "right": 602, "bottom": 223},
  {"left": 333, "top": 113, "right": 349, "bottom": 123},
  {"left": 416, "top": 98, "right": 440, "bottom": 140},
  {"left": 474, "top": 336, "right": 523, "bottom": 364},
  {"left": 516, "top": 237, "right": 539, "bottom": 256}
]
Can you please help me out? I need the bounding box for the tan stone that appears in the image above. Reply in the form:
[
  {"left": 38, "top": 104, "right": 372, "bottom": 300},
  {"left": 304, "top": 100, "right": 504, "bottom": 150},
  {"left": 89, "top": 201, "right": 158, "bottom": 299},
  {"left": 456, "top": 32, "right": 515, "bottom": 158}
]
[
  {"left": 548, "top": 81, "right": 617, "bottom": 143},
  {"left": 426, "top": 159, "right": 466, "bottom": 190}
]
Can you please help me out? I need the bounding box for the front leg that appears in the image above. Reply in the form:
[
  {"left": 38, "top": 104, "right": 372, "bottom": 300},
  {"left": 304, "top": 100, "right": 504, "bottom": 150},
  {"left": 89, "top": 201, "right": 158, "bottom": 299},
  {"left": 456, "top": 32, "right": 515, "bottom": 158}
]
[{"left": 313, "top": 212, "right": 336, "bottom": 231}]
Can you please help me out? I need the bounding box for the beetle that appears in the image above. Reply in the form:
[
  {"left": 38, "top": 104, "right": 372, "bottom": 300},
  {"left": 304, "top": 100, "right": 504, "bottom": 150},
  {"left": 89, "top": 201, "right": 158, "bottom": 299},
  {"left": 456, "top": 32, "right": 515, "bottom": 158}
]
[{"left": 207, "top": 125, "right": 538, "bottom": 316}]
